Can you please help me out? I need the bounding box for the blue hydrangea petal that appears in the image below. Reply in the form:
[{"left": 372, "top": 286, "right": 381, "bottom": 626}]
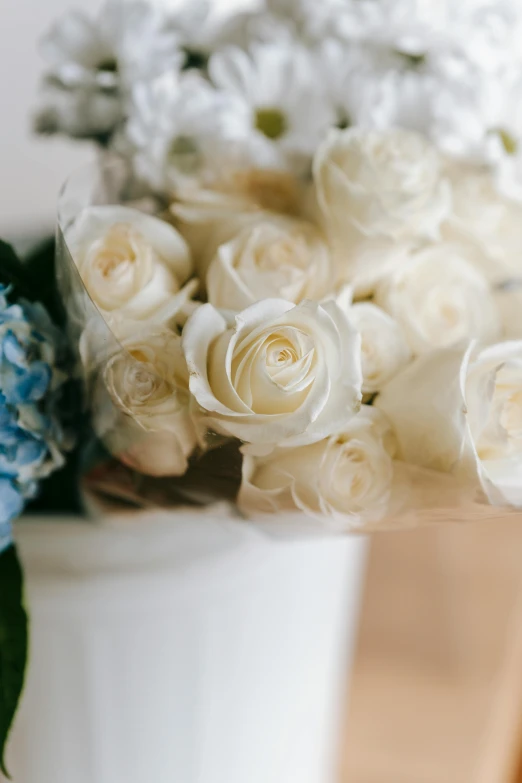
[
  {"left": 0, "top": 477, "right": 24, "bottom": 525},
  {"left": 15, "top": 437, "right": 47, "bottom": 468},
  {"left": 0, "top": 303, "right": 24, "bottom": 326},
  {"left": 3, "top": 331, "right": 28, "bottom": 368},
  {"left": 0, "top": 432, "right": 47, "bottom": 477},
  {"left": 0, "top": 286, "right": 72, "bottom": 495},
  {"left": 2, "top": 361, "right": 52, "bottom": 404},
  {"left": 0, "top": 425, "right": 23, "bottom": 448},
  {"left": 0, "top": 394, "right": 17, "bottom": 430}
]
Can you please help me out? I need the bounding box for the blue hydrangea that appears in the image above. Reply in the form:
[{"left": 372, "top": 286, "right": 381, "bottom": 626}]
[{"left": 0, "top": 285, "right": 71, "bottom": 552}]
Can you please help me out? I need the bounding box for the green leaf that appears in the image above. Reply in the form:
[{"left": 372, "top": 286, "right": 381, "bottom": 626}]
[
  {"left": 0, "top": 242, "right": 34, "bottom": 301},
  {"left": 23, "top": 237, "right": 65, "bottom": 326},
  {"left": 0, "top": 237, "right": 65, "bottom": 327},
  {"left": 0, "top": 546, "right": 28, "bottom": 779}
]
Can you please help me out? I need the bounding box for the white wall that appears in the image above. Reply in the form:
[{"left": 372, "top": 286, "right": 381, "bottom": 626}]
[{"left": 0, "top": 0, "right": 249, "bottom": 241}]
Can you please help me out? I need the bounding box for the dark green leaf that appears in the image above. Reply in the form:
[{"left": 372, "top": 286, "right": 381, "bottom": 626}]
[
  {"left": 0, "top": 238, "right": 63, "bottom": 324},
  {"left": 0, "top": 242, "right": 34, "bottom": 301},
  {"left": 22, "top": 237, "right": 65, "bottom": 325},
  {"left": 0, "top": 546, "right": 28, "bottom": 778}
]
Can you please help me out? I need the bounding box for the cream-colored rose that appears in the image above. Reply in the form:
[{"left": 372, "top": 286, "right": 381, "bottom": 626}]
[
  {"left": 182, "top": 298, "right": 362, "bottom": 446},
  {"left": 376, "top": 341, "right": 522, "bottom": 507},
  {"left": 374, "top": 243, "right": 501, "bottom": 354},
  {"left": 238, "top": 407, "right": 395, "bottom": 528},
  {"left": 337, "top": 239, "right": 413, "bottom": 300},
  {"left": 206, "top": 216, "right": 334, "bottom": 311},
  {"left": 314, "top": 128, "right": 451, "bottom": 256},
  {"left": 350, "top": 303, "right": 411, "bottom": 394},
  {"left": 443, "top": 164, "right": 522, "bottom": 285},
  {"left": 171, "top": 168, "right": 309, "bottom": 279},
  {"left": 94, "top": 330, "right": 197, "bottom": 477},
  {"left": 67, "top": 206, "right": 192, "bottom": 323}
]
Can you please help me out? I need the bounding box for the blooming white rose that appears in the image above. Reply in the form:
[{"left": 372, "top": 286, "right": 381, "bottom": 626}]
[
  {"left": 376, "top": 340, "right": 522, "bottom": 507},
  {"left": 94, "top": 329, "right": 197, "bottom": 477},
  {"left": 182, "top": 298, "right": 362, "bottom": 445},
  {"left": 67, "top": 206, "right": 192, "bottom": 324},
  {"left": 443, "top": 164, "right": 522, "bottom": 285},
  {"left": 374, "top": 242, "right": 501, "bottom": 354},
  {"left": 350, "top": 303, "right": 411, "bottom": 393},
  {"left": 171, "top": 167, "right": 308, "bottom": 279},
  {"left": 206, "top": 216, "right": 334, "bottom": 311},
  {"left": 313, "top": 128, "right": 452, "bottom": 255},
  {"left": 238, "top": 406, "right": 395, "bottom": 528}
]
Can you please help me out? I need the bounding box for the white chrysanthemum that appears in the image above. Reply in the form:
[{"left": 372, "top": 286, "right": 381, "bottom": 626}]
[
  {"left": 41, "top": 1, "right": 182, "bottom": 88},
  {"left": 453, "top": 1, "right": 522, "bottom": 75},
  {"left": 265, "top": 0, "right": 352, "bottom": 43},
  {"left": 315, "top": 10, "right": 522, "bottom": 184},
  {"left": 317, "top": 39, "right": 437, "bottom": 134},
  {"left": 209, "top": 42, "right": 336, "bottom": 173},
  {"left": 35, "top": 0, "right": 182, "bottom": 138},
  {"left": 212, "top": 10, "right": 295, "bottom": 51},
  {"left": 34, "top": 77, "right": 122, "bottom": 139},
  {"left": 338, "top": 0, "right": 460, "bottom": 55},
  {"left": 430, "top": 64, "right": 522, "bottom": 184},
  {"left": 163, "top": 0, "right": 223, "bottom": 71},
  {"left": 338, "top": 0, "right": 522, "bottom": 69},
  {"left": 124, "top": 71, "right": 252, "bottom": 195}
]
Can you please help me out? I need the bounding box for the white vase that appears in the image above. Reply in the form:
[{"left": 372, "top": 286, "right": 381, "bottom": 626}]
[{"left": 5, "top": 514, "right": 367, "bottom": 783}]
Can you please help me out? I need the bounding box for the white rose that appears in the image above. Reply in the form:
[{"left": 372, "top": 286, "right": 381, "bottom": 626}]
[
  {"left": 443, "top": 164, "right": 522, "bottom": 286},
  {"left": 313, "top": 128, "right": 451, "bottom": 255},
  {"left": 93, "top": 330, "right": 197, "bottom": 477},
  {"left": 182, "top": 298, "right": 362, "bottom": 445},
  {"left": 374, "top": 243, "right": 501, "bottom": 354},
  {"left": 171, "top": 168, "right": 307, "bottom": 279},
  {"left": 376, "top": 341, "right": 522, "bottom": 507},
  {"left": 238, "top": 406, "right": 395, "bottom": 528},
  {"left": 206, "top": 216, "right": 334, "bottom": 311},
  {"left": 350, "top": 303, "right": 411, "bottom": 394},
  {"left": 336, "top": 238, "right": 412, "bottom": 299},
  {"left": 67, "top": 206, "right": 192, "bottom": 323}
]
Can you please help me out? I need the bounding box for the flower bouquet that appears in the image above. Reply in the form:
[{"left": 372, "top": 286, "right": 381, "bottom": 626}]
[{"left": 4, "top": 0, "right": 522, "bottom": 780}]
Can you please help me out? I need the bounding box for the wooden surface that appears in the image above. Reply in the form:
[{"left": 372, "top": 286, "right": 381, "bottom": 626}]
[{"left": 341, "top": 517, "right": 522, "bottom": 783}]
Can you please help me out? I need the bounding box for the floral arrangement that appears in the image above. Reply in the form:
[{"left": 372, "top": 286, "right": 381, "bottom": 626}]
[{"left": 3, "top": 0, "right": 522, "bottom": 771}]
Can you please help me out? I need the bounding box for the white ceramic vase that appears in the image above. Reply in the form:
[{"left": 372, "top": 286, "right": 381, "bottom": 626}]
[{"left": 4, "top": 514, "right": 367, "bottom": 783}]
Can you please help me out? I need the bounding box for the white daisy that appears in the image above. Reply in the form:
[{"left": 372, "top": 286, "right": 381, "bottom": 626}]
[
  {"left": 317, "top": 39, "right": 437, "bottom": 135},
  {"left": 163, "top": 0, "right": 222, "bottom": 71},
  {"left": 209, "top": 42, "right": 336, "bottom": 173},
  {"left": 265, "top": 0, "right": 351, "bottom": 43},
  {"left": 430, "top": 64, "right": 522, "bottom": 194},
  {"left": 36, "top": 0, "right": 182, "bottom": 139},
  {"left": 339, "top": 0, "right": 522, "bottom": 73},
  {"left": 124, "top": 71, "right": 252, "bottom": 195},
  {"left": 41, "top": 0, "right": 182, "bottom": 87},
  {"left": 212, "top": 10, "right": 295, "bottom": 52},
  {"left": 34, "top": 77, "right": 122, "bottom": 140},
  {"left": 338, "top": 0, "right": 452, "bottom": 53}
]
